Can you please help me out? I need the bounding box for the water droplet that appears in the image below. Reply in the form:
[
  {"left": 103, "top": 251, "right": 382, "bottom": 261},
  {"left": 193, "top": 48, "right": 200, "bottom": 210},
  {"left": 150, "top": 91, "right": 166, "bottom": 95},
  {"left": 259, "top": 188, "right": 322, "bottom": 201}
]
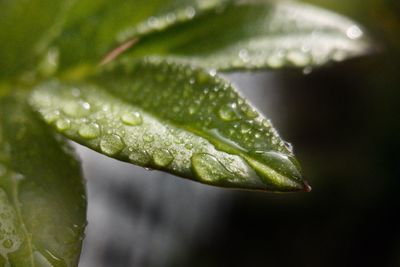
[
  {"left": 219, "top": 103, "right": 239, "bottom": 121},
  {"left": 44, "top": 110, "right": 60, "bottom": 123},
  {"left": 239, "top": 49, "right": 249, "bottom": 62},
  {"left": 185, "top": 7, "right": 196, "bottom": 19},
  {"left": 251, "top": 151, "right": 302, "bottom": 180},
  {"left": 100, "top": 134, "right": 124, "bottom": 156},
  {"left": 153, "top": 149, "right": 174, "bottom": 167},
  {"left": 143, "top": 134, "right": 154, "bottom": 143},
  {"left": 209, "top": 69, "right": 217, "bottom": 77},
  {"left": 244, "top": 107, "right": 258, "bottom": 119},
  {"left": 2, "top": 239, "right": 13, "bottom": 249},
  {"left": 287, "top": 50, "right": 310, "bottom": 66},
  {"left": 240, "top": 124, "right": 251, "bottom": 134},
  {"left": 191, "top": 153, "right": 232, "bottom": 183},
  {"left": 129, "top": 149, "right": 150, "bottom": 165},
  {"left": 61, "top": 100, "right": 91, "bottom": 118},
  {"left": 121, "top": 112, "right": 142, "bottom": 126},
  {"left": 55, "top": 118, "right": 70, "bottom": 131},
  {"left": 188, "top": 105, "right": 197, "bottom": 115},
  {"left": 346, "top": 25, "right": 363, "bottom": 39},
  {"left": 185, "top": 143, "right": 193, "bottom": 149},
  {"left": 78, "top": 123, "right": 100, "bottom": 139}
]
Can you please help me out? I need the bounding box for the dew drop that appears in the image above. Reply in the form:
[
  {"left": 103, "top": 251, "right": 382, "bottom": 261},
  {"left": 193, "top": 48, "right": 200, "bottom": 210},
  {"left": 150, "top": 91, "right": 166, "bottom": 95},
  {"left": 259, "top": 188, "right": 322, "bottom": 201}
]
[
  {"left": 121, "top": 111, "right": 142, "bottom": 126},
  {"left": 240, "top": 124, "right": 251, "bottom": 134},
  {"left": 78, "top": 123, "right": 100, "bottom": 139},
  {"left": 100, "top": 134, "right": 124, "bottom": 156},
  {"left": 188, "top": 106, "right": 197, "bottom": 115},
  {"left": 191, "top": 153, "right": 232, "bottom": 183},
  {"left": 346, "top": 25, "right": 363, "bottom": 40},
  {"left": 153, "top": 149, "right": 174, "bottom": 167},
  {"left": 61, "top": 100, "right": 91, "bottom": 118},
  {"left": 219, "top": 103, "right": 239, "bottom": 121},
  {"left": 143, "top": 134, "right": 154, "bottom": 143},
  {"left": 44, "top": 111, "right": 60, "bottom": 123},
  {"left": 287, "top": 50, "right": 310, "bottom": 66},
  {"left": 2, "top": 239, "right": 13, "bottom": 249},
  {"left": 55, "top": 118, "right": 70, "bottom": 131},
  {"left": 129, "top": 149, "right": 150, "bottom": 165}
]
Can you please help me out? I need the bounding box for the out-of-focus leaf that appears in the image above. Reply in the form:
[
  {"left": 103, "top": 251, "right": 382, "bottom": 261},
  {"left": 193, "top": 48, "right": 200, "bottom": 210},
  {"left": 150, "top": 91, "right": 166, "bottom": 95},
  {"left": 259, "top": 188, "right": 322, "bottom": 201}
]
[
  {"left": 0, "top": 93, "right": 86, "bottom": 266},
  {"left": 124, "top": 0, "right": 372, "bottom": 70},
  {"left": 30, "top": 57, "right": 310, "bottom": 192},
  {"left": 0, "top": 0, "right": 74, "bottom": 79},
  {"left": 53, "top": 0, "right": 232, "bottom": 73}
]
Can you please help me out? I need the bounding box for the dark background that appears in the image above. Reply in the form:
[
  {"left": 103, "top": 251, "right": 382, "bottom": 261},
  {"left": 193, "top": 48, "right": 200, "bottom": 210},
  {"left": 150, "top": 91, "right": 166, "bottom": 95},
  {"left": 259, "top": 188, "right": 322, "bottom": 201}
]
[{"left": 79, "top": 1, "right": 400, "bottom": 266}]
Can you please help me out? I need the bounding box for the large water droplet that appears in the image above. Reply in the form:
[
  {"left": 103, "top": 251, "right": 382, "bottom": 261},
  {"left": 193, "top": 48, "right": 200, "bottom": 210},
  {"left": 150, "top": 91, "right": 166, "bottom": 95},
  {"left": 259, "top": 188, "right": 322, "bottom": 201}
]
[
  {"left": 129, "top": 149, "right": 150, "bottom": 165},
  {"left": 191, "top": 153, "right": 232, "bottom": 183},
  {"left": 61, "top": 100, "right": 90, "bottom": 118},
  {"left": 100, "top": 134, "right": 124, "bottom": 155},
  {"left": 251, "top": 151, "right": 302, "bottom": 180},
  {"left": 121, "top": 111, "right": 142, "bottom": 126},
  {"left": 153, "top": 149, "right": 174, "bottom": 167},
  {"left": 78, "top": 123, "right": 100, "bottom": 139}
]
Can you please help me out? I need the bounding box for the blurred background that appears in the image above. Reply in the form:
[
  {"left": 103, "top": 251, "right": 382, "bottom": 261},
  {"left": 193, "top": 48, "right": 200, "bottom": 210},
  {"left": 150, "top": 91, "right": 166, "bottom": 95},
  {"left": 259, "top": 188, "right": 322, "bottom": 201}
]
[{"left": 78, "top": 1, "right": 400, "bottom": 266}]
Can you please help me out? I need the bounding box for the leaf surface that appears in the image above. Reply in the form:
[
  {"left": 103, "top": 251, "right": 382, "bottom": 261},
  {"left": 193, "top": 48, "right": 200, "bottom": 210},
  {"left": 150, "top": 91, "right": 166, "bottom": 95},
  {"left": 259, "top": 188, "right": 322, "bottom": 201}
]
[
  {"left": 31, "top": 58, "right": 309, "bottom": 192},
  {"left": 0, "top": 0, "right": 75, "bottom": 79},
  {"left": 52, "top": 0, "right": 231, "bottom": 73},
  {"left": 124, "top": 0, "right": 372, "bottom": 70},
  {"left": 0, "top": 93, "right": 87, "bottom": 266}
]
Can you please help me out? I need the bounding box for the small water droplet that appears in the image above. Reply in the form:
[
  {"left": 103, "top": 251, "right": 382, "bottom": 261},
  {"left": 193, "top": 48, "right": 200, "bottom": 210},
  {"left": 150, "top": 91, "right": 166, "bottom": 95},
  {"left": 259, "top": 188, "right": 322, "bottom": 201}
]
[
  {"left": 121, "top": 112, "right": 142, "bottom": 126},
  {"left": 209, "top": 69, "right": 217, "bottom": 77},
  {"left": 346, "top": 25, "right": 363, "bottom": 40},
  {"left": 55, "top": 118, "right": 70, "bottom": 131},
  {"left": 2, "top": 239, "right": 13, "bottom": 249},
  {"left": 100, "top": 134, "right": 124, "bottom": 156},
  {"left": 185, "top": 7, "right": 196, "bottom": 19},
  {"left": 44, "top": 110, "right": 60, "bottom": 123},
  {"left": 239, "top": 49, "right": 249, "bottom": 62},
  {"left": 78, "top": 123, "right": 100, "bottom": 139},
  {"left": 241, "top": 124, "right": 251, "bottom": 134},
  {"left": 143, "top": 134, "right": 154, "bottom": 143},
  {"left": 153, "top": 149, "right": 174, "bottom": 167}
]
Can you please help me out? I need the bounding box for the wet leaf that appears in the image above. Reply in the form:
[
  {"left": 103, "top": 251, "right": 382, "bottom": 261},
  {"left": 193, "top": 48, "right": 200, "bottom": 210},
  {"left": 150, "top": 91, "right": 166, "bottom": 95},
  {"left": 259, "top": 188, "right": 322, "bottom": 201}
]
[
  {"left": 125, "top": 0, "right": 372, "bottom": 70},
  {"left": 30, "top": 58, "right": 310, "bottom": 192},
  {"left": 0, "top": 93, "right": 87, "bottom": 266},
  {"left": 52, "top": 0, "right": 232, "bottom": 73}
]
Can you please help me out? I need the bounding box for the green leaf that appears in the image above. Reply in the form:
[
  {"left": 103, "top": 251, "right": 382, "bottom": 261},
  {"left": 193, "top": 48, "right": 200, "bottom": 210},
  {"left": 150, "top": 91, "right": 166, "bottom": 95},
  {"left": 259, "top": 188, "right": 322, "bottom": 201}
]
[
  {"left": 124, "top": 0, "right": 372, "bottom": 70},
  {"left": 52, "top": 0, "right": 232, "bottom": 73},
  {"left": 0, "top": 0, "right": 74, "bottom": 79},
  {"left": 30, "top": 57, "right": 310, "bottom": 192},
  {"left": 0, "top": 93, "right": 87, "bottom": 266}
]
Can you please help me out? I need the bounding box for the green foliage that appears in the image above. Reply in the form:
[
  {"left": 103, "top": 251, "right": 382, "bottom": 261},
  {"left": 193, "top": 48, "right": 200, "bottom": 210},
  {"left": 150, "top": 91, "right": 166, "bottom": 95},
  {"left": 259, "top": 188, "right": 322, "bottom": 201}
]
[
  {"left": 0, "top": 0, "right": 371, "bottom": 265},
  {"left": 0, "top": 93, "right": 86, "bottom": 266}
]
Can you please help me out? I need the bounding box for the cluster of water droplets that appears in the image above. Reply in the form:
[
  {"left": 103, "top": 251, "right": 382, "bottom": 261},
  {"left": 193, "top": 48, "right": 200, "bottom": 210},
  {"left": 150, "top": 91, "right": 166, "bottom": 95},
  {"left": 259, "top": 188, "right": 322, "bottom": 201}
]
[
  {"left": 0, "top": 182, "right": 22, "bottom": 264},
  {"left": 32, "top": 80, "right": 265, "bottom": 188},
  {"left": 117, "top": 0, "right": 227, "bottom": 43},
  {"left": 171, "top": 1, "right": 368, "bottom": 72},
  {"left": 105, "top": 58, "right": 290, "bottom": 156}
]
